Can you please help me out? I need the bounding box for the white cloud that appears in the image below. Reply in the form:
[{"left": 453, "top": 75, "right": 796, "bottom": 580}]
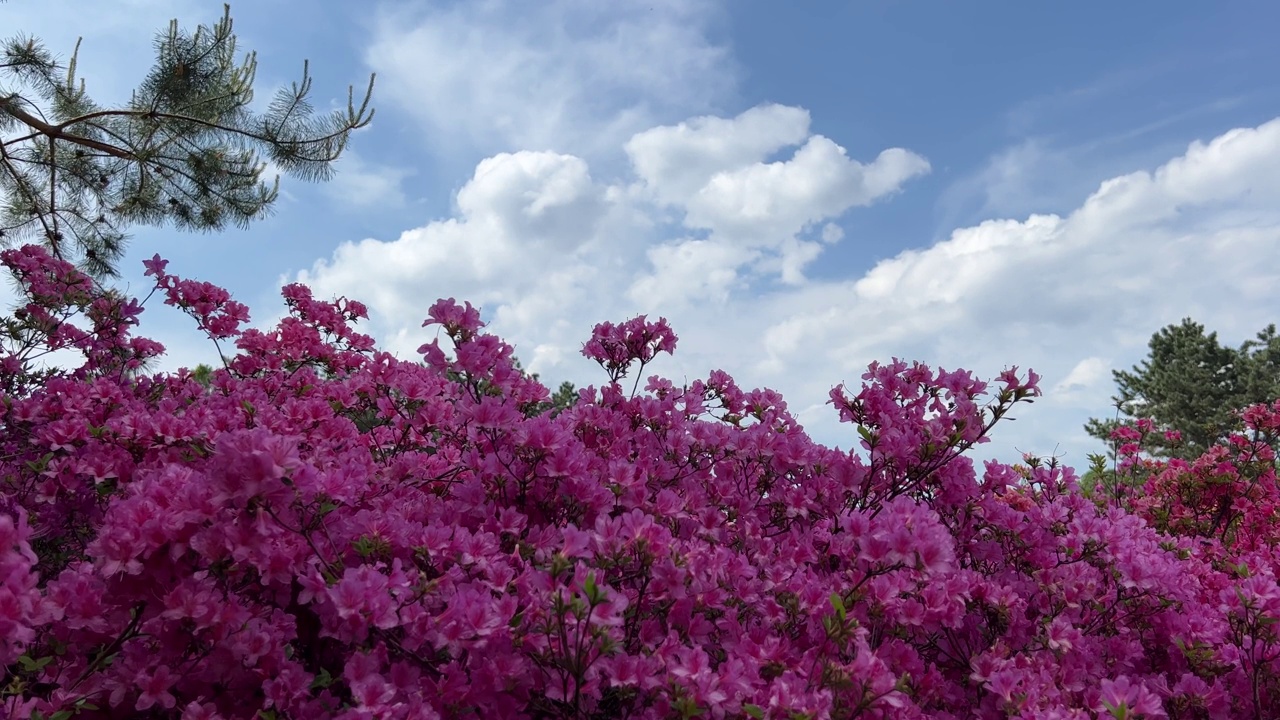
[
  {"left": 626, "top": 104, "right": 813, "bottom": 205},
  {"left": 457, "top": 152, "right": 607, "bottom": 248},
  {"left": 628, "top": 240, "right": 757, "bottom": 309},
  {"left": 365, "top": 0, "right": 734, "bottom": 159},
  {"left": 936, "top": 93, "right": 1264, "bottom": 233},
  {"left": 1053, "top": 357, "right": 1112, "bottom": 396},
  {"left": 622, "top": 105, "right": 930, "bottom": 306},
  {"left": 628, "top": 105, "right": 931, "bottom": 245},
  {"left": 294, "top": 149, "right": 640, "bottom": 362},
  {"left": 682, "top": 141, "right": 929, "bottom": 244}
]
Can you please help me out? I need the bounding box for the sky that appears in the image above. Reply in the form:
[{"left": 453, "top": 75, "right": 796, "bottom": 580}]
[{"left": 4, "top": 0, "right": 1280, "bottom": 467}]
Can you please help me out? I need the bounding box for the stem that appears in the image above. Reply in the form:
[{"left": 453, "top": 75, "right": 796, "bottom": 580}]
[{"left": 65, "top": 601, "right": 147, "bottom": 693}]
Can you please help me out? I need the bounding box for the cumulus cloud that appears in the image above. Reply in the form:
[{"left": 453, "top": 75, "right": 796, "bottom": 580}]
[
  {"left": 1054, "top": 357, "right": 1112, "bottom": 396},
  {"left": 628, "top": 105, "right": 931, "bottom": 245},
  {"left": 457, "top": 153, "right": 607, "bottom": 248},
  {"left": 626, "top": 104, "right": 813, "bottom": 205},
  {"left": 293, "top": 107, "right": 1280, "bottom": 467},
  {"left": 628, "top": 240, "right": 757, "bottom": 309},
  {"left": 682, "top": 141, "right": 929, "bottom": 243},
  {"left": 624, "top": 105, "right": 930, "bottom": 305},
  {"left": 296, "top": 150, "right": 617, "bottom": 329},
  {"left": 364, "top": 0, "right": 734, "bottom": 159}
]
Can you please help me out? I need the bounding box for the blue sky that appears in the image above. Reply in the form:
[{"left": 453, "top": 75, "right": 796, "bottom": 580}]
[{"left": 6, "top": 0, "right": 1280, "bottom": 465}]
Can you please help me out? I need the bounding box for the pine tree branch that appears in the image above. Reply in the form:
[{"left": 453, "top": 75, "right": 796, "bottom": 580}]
[
  {"left": 2, "top": 98, "right": 374, "bottom": 164},
  {"left": 1, "top": 5, "right": 377, "bottom": 276},
  {"left": 0, "top": 144, "right": 57, "bottom": 243},
  {"left": 0, "top": 96, "right": 134, "bottom": 160}
]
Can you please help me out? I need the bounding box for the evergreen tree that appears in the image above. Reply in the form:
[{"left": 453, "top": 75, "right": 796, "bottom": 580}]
[
  {"left": 547, "top": 380, "right": 580, "bottom": 415},
  {"left": 1239, "top": 324, "right": 1280, "bottom": 409},
  {"left": 0, "top": 4, "right": 374, "bottom": 277},
  {"left": 511, "top": 357, "right": 579, "bottom": 417},
  {"left": 1085, "top": 318, "right": 1280, "bottom": 460}
]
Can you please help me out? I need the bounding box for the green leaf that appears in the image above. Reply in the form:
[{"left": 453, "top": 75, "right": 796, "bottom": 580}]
[
  {"left": 310, "top": 667, "right": 334, "bottom": 690},
  {"left": 25, "top": 452, "right": 55, "bottom": 474},
  {"left": 583, "top": 571, "right": 606, "bottom": 604},
  {"left": 829, "top": 592, "right": 846, "bottom": 622},
  {"left": 743, "top": 705, "right": 765, "bottom": 720},
  {"left": 17, "top": 653, "right": 51, "bottom": 671}
]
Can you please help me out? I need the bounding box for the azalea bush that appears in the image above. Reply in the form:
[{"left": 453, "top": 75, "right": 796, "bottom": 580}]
[
  {"left": 1108, "top": 407, "right": 1280, "bottom": 717},
  {"left": 1, "top": 244, "right": 1278, "bottom": 719}
]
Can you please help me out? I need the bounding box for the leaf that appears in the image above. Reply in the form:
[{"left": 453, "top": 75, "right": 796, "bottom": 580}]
[
  {"left": 829, "top": 592, "right": 846, "bottom": 622},
  {"left": 310, "top": 667, "right": 334, "bottom": 690},
  {"left": 17, "top": 653, "right": 53, "bottom": 673}
]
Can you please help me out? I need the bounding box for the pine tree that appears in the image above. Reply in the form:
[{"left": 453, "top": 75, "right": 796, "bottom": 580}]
[
  {"left": 1239, "top": 324, "right": 1280, "bottom": 409},
  {"left": 1085, "top": 318, "right": 1277, "bottom": 460},
  {"left": 548, "top": 380, "right": 580, "bottom": 415},
  {"left": 0, "top": 4, "right": 374, "bottom": 277}
]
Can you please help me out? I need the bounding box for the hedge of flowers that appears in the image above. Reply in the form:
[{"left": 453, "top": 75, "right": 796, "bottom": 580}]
[{"left": 0, "top": 244, "right": 1277, "bottom": 719}]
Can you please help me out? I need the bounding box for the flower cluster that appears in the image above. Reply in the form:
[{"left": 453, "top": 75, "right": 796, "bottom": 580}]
[
  {"left": 0, "top": 246, "right": 162, "bottom": 396},
  {"left": 1107, "top": 401, "right": 1280, "bottom": 717},
  {"left": 0, "top": 244, "right": 1278, "bottom": 719},
  {"left": 581, "top": 314, "right": 677, "bottom": 387}
]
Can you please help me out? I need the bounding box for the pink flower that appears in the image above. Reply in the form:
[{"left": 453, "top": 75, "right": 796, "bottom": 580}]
[
  {"left": 1098, "top": 676, "right": 1165, "bottom": 718},
  {"left": 135, "top": 665, "right": 178, "bottom": 711}
]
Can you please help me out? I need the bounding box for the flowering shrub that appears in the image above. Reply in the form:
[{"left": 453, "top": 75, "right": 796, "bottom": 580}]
[
  {"left": 0, "top": 244, "right": 1278, "bottom": 719},
  {"left": 1102, "top": 404, "right": 1280, "bottom": 717},
  {"left": 1119, "top": 409, "right": 1280, "bottom": 559}
]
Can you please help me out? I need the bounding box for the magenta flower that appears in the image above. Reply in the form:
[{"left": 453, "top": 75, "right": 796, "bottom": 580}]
[{"left": 135, "top": 665, "right": 178, "bottom": 711}]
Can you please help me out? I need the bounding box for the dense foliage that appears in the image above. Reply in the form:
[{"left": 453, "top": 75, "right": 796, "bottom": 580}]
[{"left": 1, "top": 245, "right": 1278, "bottom": 719}]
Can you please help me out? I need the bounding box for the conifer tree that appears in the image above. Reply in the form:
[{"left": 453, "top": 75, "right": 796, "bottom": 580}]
[
  {"left": 0, "top": 4, "right": 374, "bottom": 277},
  {"left": 1085, "top": 318, "right": 1280, "bottom": 460}
]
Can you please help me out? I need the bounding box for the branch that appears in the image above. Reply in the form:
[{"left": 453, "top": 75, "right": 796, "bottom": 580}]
[
  {"left": 2, "top": 99, "right": 373, "bottom": 167},
  {"left": 0, "top": 95, "right": 133, "bottom": 161}
]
